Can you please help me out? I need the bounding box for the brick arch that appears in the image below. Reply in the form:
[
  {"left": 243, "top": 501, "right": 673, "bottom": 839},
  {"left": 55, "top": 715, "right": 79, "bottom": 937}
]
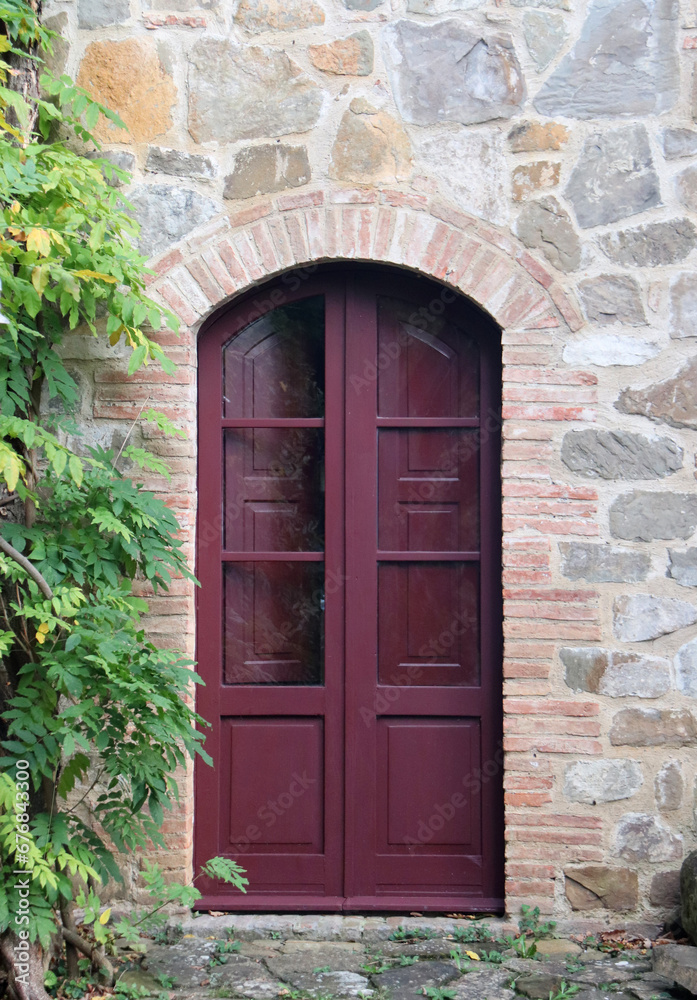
[
  {"left": 135, "top": 187, "right": 595, "bottom": 918},
  {"left": 148, "top": 188, "right": 584, "bottom": 336}
]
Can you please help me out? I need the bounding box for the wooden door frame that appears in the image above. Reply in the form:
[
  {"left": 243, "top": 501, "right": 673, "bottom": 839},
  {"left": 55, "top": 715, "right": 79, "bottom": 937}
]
[{"left": 193, "top": 263, "right": 504, "bottom": 912}]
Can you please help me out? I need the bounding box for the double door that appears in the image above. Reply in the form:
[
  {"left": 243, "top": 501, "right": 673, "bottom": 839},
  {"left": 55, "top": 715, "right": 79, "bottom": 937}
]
[{"left": 195, "top": 267, "right": 503, "bottom": 911}]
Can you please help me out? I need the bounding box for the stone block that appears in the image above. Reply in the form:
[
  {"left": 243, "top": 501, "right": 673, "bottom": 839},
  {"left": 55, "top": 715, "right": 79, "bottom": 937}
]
[
  {"left": 128, "top": 184, "right": 219, "bottom": 257},
  {"left": 655, "top": 761, "right": 683, "bottom": 812},
  {"left": 564, "top": 866, "right": 639, "bottom": 911},
  {"left": 561, "top": 646, "right": 670, "bottom": 697},
  {"left": 565, "top": 126, "right": 660, "bottom": 228},
  {"left": 559, "top": 542, "right": 649, "bottom": 583},
  {"left": 676, "top": 165, "right": 697, "bottom": 213},
  {"left": 416, "top": 130, "right": 508, "bottom": 226},
  {"left": 512, "top": 161, "right": 560, "bottom": 201},
  {"left": 609, "top": 707, "right": 697, "bottom": 747},
  {"left": 600, "top": 218, "right": 697, "bottom": 267},
  {"left": 188, "top": 39, "right": 324, "bottom": 144},
  {"left": 669, "top": 272, "right": 697, "bottom": 339},
  {"left": 663, "top": 127, "right": 697, "bottom": 159},
  {"left": 653, "top": 943, "right": 697, "bottom": 991},
  {"left": 223, "top": 144, "right": 310, "bottom": 200},
  {"left": 616, "top": 813, "right": 682, "bottom": 863},
  {"left": 534, "top": 0, "right": 679, "bottom": 118},
  {"left": 515, "top": 196, "right": 580, "bottom": 272},
  {"left": 78, "top": 0, "right": 129, "bottom": 28},
  {"left": 562, "top": 334, "right": 660, "bottom": 367},
  {"left": 578, "top": 275, "right": 646, "bottom": 326},
  {"left": 330, "top": 101, "right": 411, "bottom": 185},
  {"left": 407, "top": 0, "right": 485, "bottom": 11},
  {"left": 43, "top": 13, "right": 69, "bottom": 78},
  {"left": 309, "top": 31, "right": 373, "bottom": 75},
  {"left": 616, "top": 358, "right": 697, "bottom": 430},
  {"left": 668, "top": 548, "right": 697, "bottom": 586},
  {"left": 233, "top": 0, "right": 325, "bottom": 32},
  {"left": 86, "top": 150, "right": 136, "bottom": 188},
  {"left": 613, "top": 593, "right": 697, "bottom": 641},
  {"left": 508, "top": 121, "right": 569, "bottom": 152},
  {"left": 523, "top": 11, "right": 567, "bottom": 70},
  {"left": 561, "top": 429, "right": 682, "bottom": 480},
  {"left": 382, "top": 19, "right": 525, "bottom": 126},
  {"left": 682, "top": 853, "right": 697, "bottom": 945},
  {"left": 344, "top": 0, "right": 383, "bottom": 8},
  {"left": 77, "top": 39, "right": 176, "bottom": 144},
  {"left": 675, "top": 637, "right": 697, "bottom": 696},
  {"left": 146, "top": 147, "right": 216, "bottom": 180},
  {"left": 649, "top": 870, "right": 681, "bottom": 907},
  {"left": 564, "top": 760, "right": 643, "bottom": 804},
  {"left": 610, "top": 492, "right": 697, "bottom": 541}
]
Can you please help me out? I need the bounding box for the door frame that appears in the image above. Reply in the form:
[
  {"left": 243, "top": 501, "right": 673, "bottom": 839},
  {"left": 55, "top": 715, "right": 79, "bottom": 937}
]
[{"left": 193, "top": 263, "right": 504, "bottom": 912}]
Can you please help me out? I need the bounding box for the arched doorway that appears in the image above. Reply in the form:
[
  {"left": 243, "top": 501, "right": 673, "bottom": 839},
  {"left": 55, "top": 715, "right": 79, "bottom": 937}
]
[{"left": 194, "top": 264, "right": 504, "bottom": 912}]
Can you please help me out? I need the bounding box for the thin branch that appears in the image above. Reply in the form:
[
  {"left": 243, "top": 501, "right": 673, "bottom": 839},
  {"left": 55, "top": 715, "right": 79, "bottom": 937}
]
[
  {"left": 60, "top": 927, "right": 115, "bottom": 983},
  {"left": 112, "top": 395, "right": 150, "bottom": 469},
  {"left": 0, "top": 493, "right": 18, "bottom": 507},
  {"left": 0, "top": 533, "right": 53, "bottom": 599}
]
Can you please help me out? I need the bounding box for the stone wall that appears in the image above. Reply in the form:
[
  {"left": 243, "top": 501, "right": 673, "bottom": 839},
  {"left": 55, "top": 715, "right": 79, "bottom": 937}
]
[{"left": 48, "top": 0, "right": 697, "bottom": 925}]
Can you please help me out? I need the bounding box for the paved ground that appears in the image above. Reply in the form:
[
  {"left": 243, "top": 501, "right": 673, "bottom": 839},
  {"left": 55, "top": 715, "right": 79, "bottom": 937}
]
[{"left": 116, "top": 916, "right": 690, "bottom": 1000}]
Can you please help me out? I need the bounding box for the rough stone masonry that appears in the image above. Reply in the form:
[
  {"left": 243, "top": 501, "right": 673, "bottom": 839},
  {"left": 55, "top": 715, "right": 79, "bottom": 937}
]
[{"left": 50, "top": 0, "right": 697, "bottom": 928}]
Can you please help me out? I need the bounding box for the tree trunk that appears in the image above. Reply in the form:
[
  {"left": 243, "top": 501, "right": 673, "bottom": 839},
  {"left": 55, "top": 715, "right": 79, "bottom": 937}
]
[{"left": 0, "top": 933, "right": 51, "bottom": 1000}]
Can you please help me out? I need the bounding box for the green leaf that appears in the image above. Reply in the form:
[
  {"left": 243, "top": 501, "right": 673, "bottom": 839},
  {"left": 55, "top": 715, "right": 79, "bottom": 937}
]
[{"left": 68, "top": 454, "right": 83, "bottom": 487}]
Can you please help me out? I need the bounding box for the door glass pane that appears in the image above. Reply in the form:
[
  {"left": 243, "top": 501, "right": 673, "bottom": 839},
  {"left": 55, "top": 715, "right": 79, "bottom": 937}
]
[
  {"left": 223, "top": 296, "right": 325, "bottom": 418},
  {"left": 378, "top": 429, "right": 479, "bottom": 551},
  {"left": 224, "top": 562, "right": 324, "bottom": 685},
  {"left": 224, "top": 428, "right": 324, "bottom": 551},
  {"left": 377, "top": 562, "right": 479, "bottom": 686},
  {"left": 376, "top": 296, "right": 479, "bottom": 418}
]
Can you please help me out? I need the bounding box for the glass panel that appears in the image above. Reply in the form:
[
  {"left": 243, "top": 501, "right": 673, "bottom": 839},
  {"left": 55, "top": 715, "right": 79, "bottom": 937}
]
[
  {"left": 378, "top": 429, "right": 479, "bottom": 551},
  {"left": 378, "top": 562, "right": 479, "bottom": 686},
  {"left": 224, "top": 562, "right": 324, "bottom": 685},
  {"left": 376, "top": 296, "right": 479, "bottom": 418},
  {"left": 224, "top": 428, "right": 324, "bottom": 552},
  {"left": 223, "top": 297, "right": 325, "bottom": 418}
]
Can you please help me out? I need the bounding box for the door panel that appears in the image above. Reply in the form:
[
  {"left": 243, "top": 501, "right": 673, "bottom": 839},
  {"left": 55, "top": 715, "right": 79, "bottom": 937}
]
[{"left": 196, "top": 267, "right": 503, "bottom": 912}]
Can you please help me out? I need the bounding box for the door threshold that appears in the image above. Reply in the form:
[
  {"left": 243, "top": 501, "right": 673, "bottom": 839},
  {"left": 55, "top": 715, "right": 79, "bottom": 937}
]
[{"left": 183, "top": 908, "right": 511, "bottom": 944}]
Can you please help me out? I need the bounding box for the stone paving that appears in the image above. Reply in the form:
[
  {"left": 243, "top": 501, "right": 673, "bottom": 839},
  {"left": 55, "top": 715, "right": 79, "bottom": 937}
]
[{"left": 116, "top": 917, "right": 690, "bottom": 1000}]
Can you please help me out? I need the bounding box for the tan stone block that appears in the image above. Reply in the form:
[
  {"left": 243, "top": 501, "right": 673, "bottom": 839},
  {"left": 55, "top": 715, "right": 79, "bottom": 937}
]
[
  {"left": 308, "top": 30, "right": 374, "bottom": 76},
  {"left": 234, "top": 0, "right": 324, "bottom": 33},
  {"left": 330, "top": 100, "right": 411, "bottom": 185},
  {"left": 77, "top": 38, "right": 176, "bottom": 144},
  {"left": 564, "top": 865, "right": 638, "bottom": 912},
  {"left": 508, "top": 121, "right": 569, "bottom": 153},
  {"left": 512, "top": 161, "right": 561, "bottom": 201}
]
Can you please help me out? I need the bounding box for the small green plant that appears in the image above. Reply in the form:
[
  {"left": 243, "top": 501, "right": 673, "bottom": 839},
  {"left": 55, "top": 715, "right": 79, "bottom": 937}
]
[
  {"left": 361, "top": 957, "right": 391, "bottom": 974},
  {"left": 549, "top": 982, "right": 581, "bottom": 1000},
  {"left": 208, "top": 938, "right": 242, "bottom": 967},
  {"left": 505, "top": 934, "right": 537, "bottom": 959},
  {"left": 421, "top": 988, "right": 457, "bottom": 1000},
  {"left": 155, "top": 973, "right": 178, "bottom": 989},
  {"left": 398, "top": 955, "right": 420, "bottom": 966},
  {"left": 209, "top": 989, "right": 234, "bottom": 999},
  {"left": 449, "top": 921, "right": 494, "bottom": 943},
  {"left": 565, "top": 961, "right": 583, "bottom": 974},
  {"left": 313, "top": 966, "right": 331, "bottom": 974},
  {"left": 270, "top": 931, "right": 282, "bottom": 940},
  {"left": 518, "top": 905, "right": 557, "bottom": 940},
  {"left": 479, "top": 949, "right": 503, "bottom": 964},
  {"left": 389, "top": 926, "right": 438, "bottom": 941}
]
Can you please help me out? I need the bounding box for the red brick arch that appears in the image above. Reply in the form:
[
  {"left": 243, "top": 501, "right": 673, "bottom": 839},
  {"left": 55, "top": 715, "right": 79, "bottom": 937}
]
[{"left": 130, "top": 186, "right": 598, "bottom": 919}]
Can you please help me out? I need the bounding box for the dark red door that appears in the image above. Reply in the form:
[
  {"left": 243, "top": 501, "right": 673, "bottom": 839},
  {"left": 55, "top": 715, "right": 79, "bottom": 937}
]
[{"left": 195, "top": 267, "right": 503, "bottom": 912}]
